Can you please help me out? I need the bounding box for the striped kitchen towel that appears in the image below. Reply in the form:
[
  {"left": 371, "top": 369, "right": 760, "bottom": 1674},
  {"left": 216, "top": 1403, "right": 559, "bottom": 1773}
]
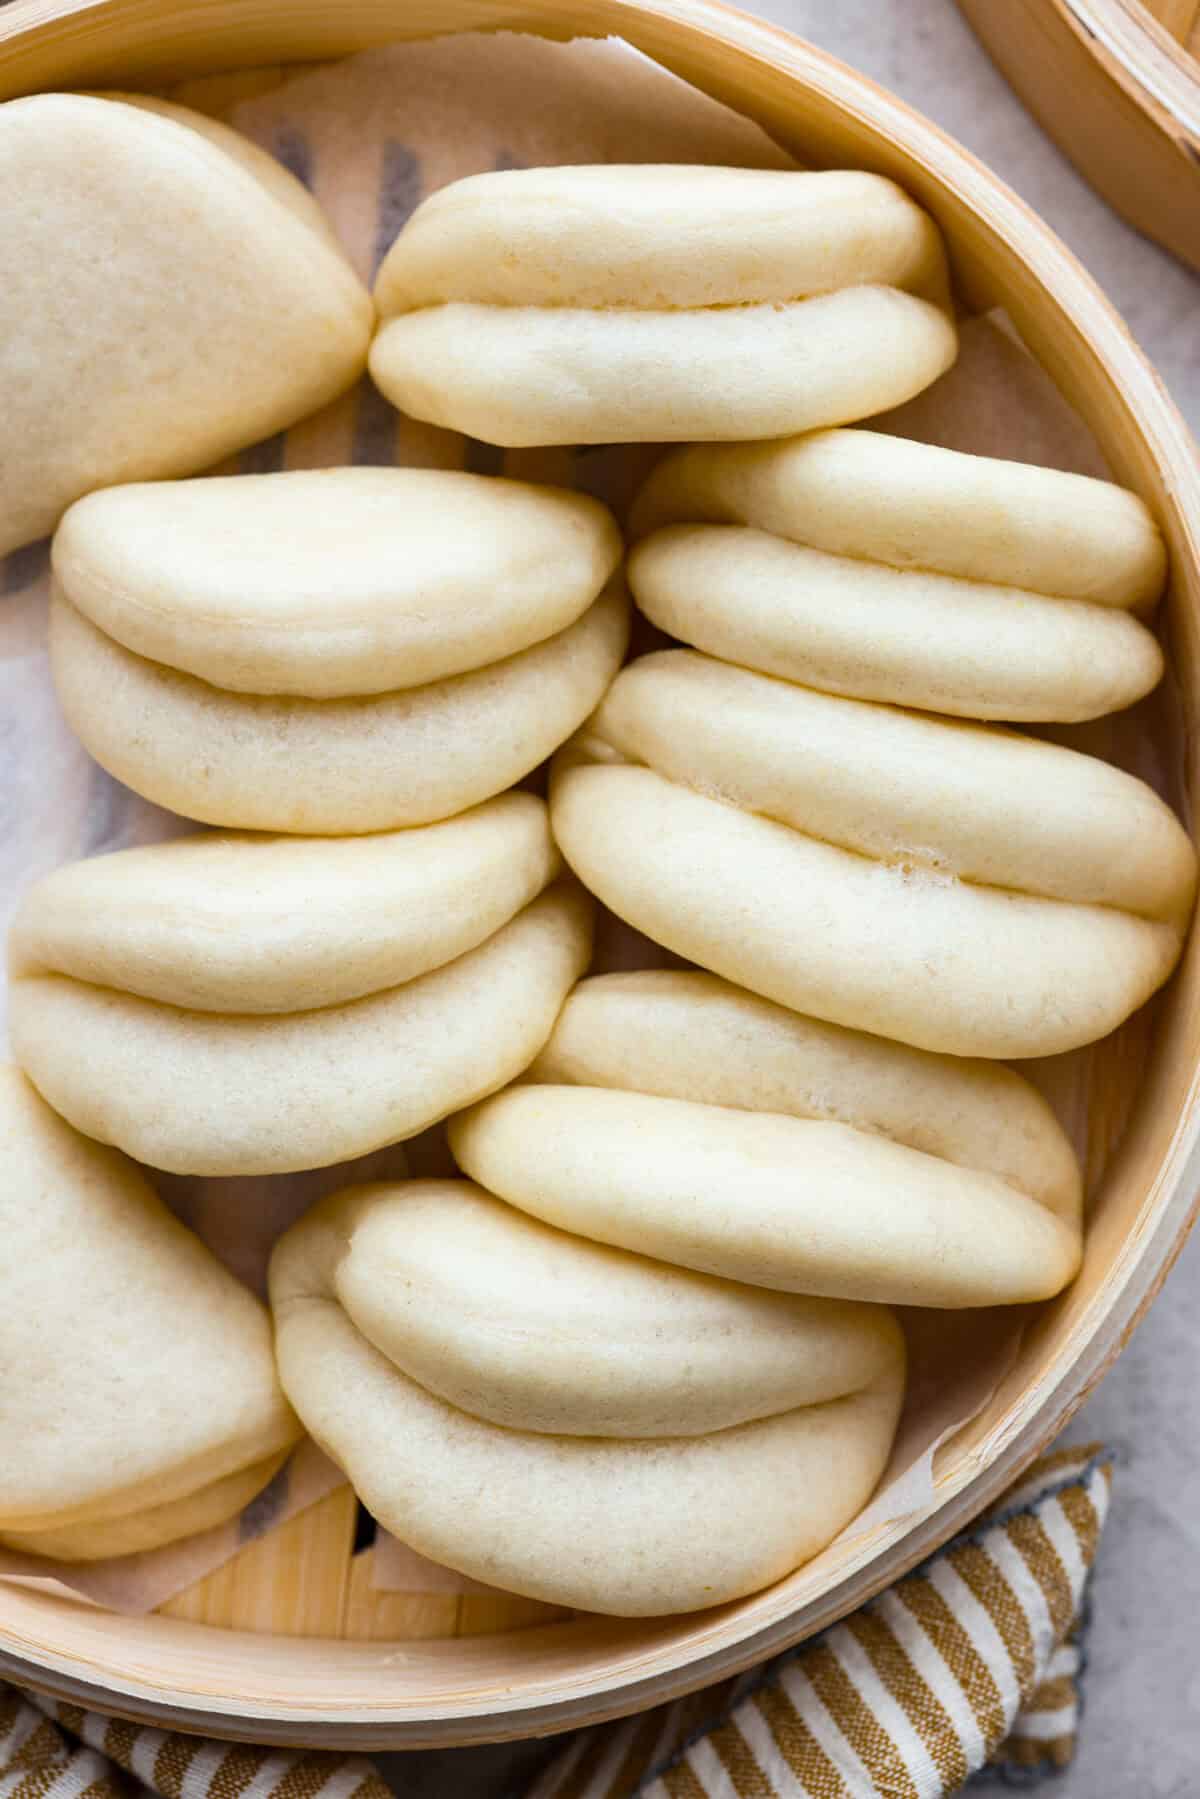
[
  {"left": 0, "top": 1444, "right": 1111, "bottom": 1799},
  {"left": 531, "top": 1444, "right": 1110, "bottom": 1796}
]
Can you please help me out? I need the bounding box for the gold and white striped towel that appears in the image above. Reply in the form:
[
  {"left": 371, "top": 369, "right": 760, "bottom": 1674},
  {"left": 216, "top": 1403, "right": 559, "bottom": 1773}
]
[
  {"left": 1, "top": 1444, "right": 1111, "bottom": 1799},
  {"left": 532, "top": 1444, "right": 1111, "bottom": 1796}
]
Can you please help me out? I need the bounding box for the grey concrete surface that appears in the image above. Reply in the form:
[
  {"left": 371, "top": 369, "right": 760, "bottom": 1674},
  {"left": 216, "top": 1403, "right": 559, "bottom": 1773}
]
[{"left": 377, "top": 3, "right": 1200, "bottom": 1793}]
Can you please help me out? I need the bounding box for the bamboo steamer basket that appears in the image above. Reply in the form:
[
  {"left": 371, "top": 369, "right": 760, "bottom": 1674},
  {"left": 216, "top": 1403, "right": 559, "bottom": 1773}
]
[
  {"left": 958, "top": 0, "right": 1200, "bottom": 272},
  {"left": 2, "top": 0, "right": 1200, "bottom": 1752}
]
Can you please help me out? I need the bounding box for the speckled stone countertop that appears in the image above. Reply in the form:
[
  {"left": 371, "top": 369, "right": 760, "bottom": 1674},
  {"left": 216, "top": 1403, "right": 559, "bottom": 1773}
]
[{"left": 376, "top": 3, "right": 1200, "bottom": 1793}]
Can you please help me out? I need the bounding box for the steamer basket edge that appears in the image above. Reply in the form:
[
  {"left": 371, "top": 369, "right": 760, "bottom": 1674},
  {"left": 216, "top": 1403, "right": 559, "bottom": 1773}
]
[
  {"left": 956, "top": 0, "right": 1200, "bottom": 273},
  {"left": 1, "top": 0, "right": 1199, "bottom": 1748}
]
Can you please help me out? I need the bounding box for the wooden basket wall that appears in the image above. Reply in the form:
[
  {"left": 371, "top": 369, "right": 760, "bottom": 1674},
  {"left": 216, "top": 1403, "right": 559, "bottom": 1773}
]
[{"left": 958, "top": 0, "right": 1200, "bottom": 272}]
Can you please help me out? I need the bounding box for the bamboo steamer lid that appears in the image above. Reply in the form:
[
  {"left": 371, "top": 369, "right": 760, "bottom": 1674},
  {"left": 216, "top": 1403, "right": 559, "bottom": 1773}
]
[{"left": 958, "top": 0, "right": 1200, "bottom": 272}]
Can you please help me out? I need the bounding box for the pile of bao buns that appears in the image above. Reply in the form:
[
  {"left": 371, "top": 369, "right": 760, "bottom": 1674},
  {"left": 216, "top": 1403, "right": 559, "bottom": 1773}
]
[{"left": 1, "top": 93, "right": 1192, "bottom": 1617}]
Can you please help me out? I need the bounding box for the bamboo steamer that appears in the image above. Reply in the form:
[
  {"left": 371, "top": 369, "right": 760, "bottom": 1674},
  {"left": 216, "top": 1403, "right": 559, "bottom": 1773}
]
[
  {"left": 958, "top": 0, "right": 1200, "bottom": 272},
  {"left": 2, "top": 0, "right": 1200, "bottom": 1752}
]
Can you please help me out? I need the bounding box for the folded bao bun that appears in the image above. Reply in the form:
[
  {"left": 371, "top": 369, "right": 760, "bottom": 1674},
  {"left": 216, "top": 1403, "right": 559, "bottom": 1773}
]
[
  {"left": 551, "top": 655, "right": 1193, "bottom": 1058},
  {"left": 9, "top": 801, "right": 592, "bottom": 1176},
  {"left": 49, "top": 469, "right": 626, "bottom": 833},
  {"left": 450, "top": 970, "right": 1085, "bottom": 1309},
  {"left": 270, "top": 1176, "right": 905, "bottom": 1615},
  {"left": 369, "top": 167, "right": 957, "bottom": 445},
  {"left": 54, "top": 469, "right": 622, "bottom": 699},
  {"left": 0, "top": 93, "right": 372, "bottom": 557},
  {"left": 627, "top": 430, "right": 1166, "bottom": 721},
  {"left": 0, "top": 1066, "right": 299, "bottom": 1560}
]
